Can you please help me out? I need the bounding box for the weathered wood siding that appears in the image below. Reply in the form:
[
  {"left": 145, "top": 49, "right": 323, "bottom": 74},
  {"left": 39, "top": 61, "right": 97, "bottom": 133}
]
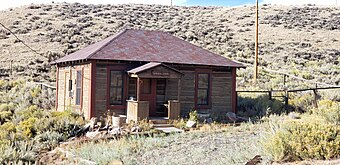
[
  {"left": 57, "top": 67, "right": 65, "bottom": 112},
  {"left": 211, "top": 72, "right": 232, "bottom": 113},
  {"left": 82, "top": 64, "right": 91, "bottom": 119},
  {"left": 95, "top": 65, "right": 107, "bottom": 118},
  {"left": 167, "top": 71, "right": 195, "bottom": 116},
  {"left": 56, "top": 64, "right": 91, "bottom": 118}
]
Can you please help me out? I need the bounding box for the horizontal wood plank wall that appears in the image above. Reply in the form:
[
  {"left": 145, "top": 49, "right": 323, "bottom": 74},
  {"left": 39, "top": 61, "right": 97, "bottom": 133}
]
[
  {"left": 57, "top": 67, "right": 65, "bottom": 112},
  {"left": 167, "top": 71, "right": 195, "bottom": 116},
  {"left": 95, "top": 65, "right": 107, "bottom": 118},
  {"left": 211, "top": 72, "right": 232, "bottom": 114},
  {"left": 82, "top": 64, "right": 91, "bottom": 119}
]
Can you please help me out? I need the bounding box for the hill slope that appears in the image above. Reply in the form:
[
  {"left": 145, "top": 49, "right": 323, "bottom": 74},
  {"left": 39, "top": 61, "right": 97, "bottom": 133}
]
[{"left": 0, "top": 3, "right": 339, "bottom": 88}]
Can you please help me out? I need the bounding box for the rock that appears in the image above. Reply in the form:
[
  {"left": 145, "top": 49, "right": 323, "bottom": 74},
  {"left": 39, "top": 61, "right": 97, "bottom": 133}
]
[
  {"left": 186, "top": 120, "right": 196, "bottom": 128},
  {"left": 206, "top": 118, "right": 213, "bottom": 124},
  {"left": 288, "top": 112, "right": 301, "bottom": 119},
  {"left": 131, "top": 126, "right": 141, "bottom": 132},
  {"left": 85, "top": 130, "right": 101, "bottom": 139},
  {"left": 109, "top": 127, "right": 122, "bottom": 135}
]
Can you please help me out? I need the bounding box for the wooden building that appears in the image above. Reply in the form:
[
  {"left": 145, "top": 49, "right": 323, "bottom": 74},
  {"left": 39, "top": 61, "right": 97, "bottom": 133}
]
[{"left": 52, "top": 29, "right": 244, "bottom": 121}]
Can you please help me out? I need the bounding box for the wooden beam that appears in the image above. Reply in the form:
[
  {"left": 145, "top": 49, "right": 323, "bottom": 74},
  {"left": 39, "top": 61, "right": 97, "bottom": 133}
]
[
  {"left": 56, "top": 66, "right": 59, "bottom": 111},
  {"left": 137, "top": 77, "right": 141, "bottom": 101},
  {"left": 90, "top": 60, "right": 97, "bottom": 119}
]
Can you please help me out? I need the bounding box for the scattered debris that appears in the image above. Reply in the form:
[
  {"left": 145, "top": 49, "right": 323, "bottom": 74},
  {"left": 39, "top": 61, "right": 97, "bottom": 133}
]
[
  {"left": 288, "top": 112, "right": 301, "bottom": 119},
  {"left": 155, "top": 127, "right": 184, "bottom": 133},
  {"left": 226, "top": 112, "right": 248, "bottom": 123},
  {"left": 85, "top": 130, "right": 102, "bottom": 139},
  {"left": 131, "top": 126, "right": 141, "bottom": 132},
  {"left": 186, "top": 120, "right": 197, "bottom": 128}
]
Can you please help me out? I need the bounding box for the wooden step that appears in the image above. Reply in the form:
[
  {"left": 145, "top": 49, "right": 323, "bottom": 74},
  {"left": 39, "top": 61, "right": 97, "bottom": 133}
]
[
  {"left": 152, "top": 123, "right": 174, "bottom": 128},
  {"left": 149, "top": 117, "right": 169, "bottom": 124}
]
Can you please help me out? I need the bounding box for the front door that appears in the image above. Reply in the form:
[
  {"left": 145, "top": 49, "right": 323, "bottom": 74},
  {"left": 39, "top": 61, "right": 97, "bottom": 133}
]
[{"left": 140, "top": 78, "right": 166, "bottom": 117}]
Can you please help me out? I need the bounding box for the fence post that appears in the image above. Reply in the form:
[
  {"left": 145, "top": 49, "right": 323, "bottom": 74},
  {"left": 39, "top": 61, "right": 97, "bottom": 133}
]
[
  {"left": 284, "top": 90, "right": 289, "bottom": 110},
  {"left": 313, "top": 84, "right": 318, "bottom": 108},
  {"left": 268, "top": 89, "right": 272, "bottom": 100}
]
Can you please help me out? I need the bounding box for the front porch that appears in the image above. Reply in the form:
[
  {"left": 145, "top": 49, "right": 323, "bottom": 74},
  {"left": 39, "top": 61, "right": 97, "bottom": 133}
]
[{"left": 125, "top": 62, "right": 183, "bottom": 122}]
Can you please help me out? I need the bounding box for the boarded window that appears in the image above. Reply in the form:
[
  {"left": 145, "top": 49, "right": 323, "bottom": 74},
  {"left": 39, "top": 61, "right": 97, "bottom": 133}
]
[
  {"left": 142, "top": 79, "right": 151, "bottom": 94},
  {"left": 75, "top": 70, "right": 82, "bottom": 105},
  {"left": 197, "top": 73, "right": 210, "bottom": 105},
  {"left": 109, "top": 71, "right": 123, "bottom": 105}
]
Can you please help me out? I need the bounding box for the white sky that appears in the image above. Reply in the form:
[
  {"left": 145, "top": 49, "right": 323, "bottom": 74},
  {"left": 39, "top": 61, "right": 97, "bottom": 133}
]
[
  {"left": 0, "top": 0, "right": 339, "bottom": 11},
  {"left": 263, "top": 0, "right": 339, "bottom": 6}
]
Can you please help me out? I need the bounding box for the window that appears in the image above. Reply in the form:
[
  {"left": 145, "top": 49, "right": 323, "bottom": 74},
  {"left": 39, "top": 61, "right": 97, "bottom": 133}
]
[
  {"left": 75, "top": 70, "right": 82, "bottom": 105},
  {"left": 197, "top": 73, "right": 210, "bottom": 105},
  {"left": 109, "top": 71, "right": 124, "bottom": 105},
  {"left": 141, "top": 79, "right": 151, "bottom": 94}
]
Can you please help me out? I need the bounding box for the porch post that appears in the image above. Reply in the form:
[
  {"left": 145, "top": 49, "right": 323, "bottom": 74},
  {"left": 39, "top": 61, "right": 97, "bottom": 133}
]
[
  {"left": 177, "top": 78, "right": 181, "bottom": 101},
  {"left": 137, "top": 77, "right": 140, "bottom": 101}
]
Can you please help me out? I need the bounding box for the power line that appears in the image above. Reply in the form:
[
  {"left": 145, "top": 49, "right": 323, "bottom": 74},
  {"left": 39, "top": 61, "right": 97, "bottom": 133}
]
[{"left": 0, "top": 22, "right": 46, "bottom": 59}]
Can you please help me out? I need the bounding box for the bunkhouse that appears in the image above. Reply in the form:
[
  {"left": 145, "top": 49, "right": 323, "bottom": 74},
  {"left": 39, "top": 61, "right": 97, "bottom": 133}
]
[{"left": 52, "top": 29, "right": 244, "bottom": 121}]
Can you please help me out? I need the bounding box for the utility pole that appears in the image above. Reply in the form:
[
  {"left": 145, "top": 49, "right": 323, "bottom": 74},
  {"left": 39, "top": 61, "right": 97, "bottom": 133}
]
[
  {"left": 253, "top": 0, "right": 259, "bottom": 82},
  {"left": 171, "top": 0, "right": 173, "bottom": 6}
]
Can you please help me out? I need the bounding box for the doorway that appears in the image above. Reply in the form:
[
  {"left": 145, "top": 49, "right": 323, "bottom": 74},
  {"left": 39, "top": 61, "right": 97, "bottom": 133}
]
[{"left": 139, "top": 78, "right": 166, "bottom": 117}]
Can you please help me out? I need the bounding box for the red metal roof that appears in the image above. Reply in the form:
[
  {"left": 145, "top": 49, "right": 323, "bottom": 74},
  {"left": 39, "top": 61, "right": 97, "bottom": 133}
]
[{"left": 54, "top": 29, "right": 244, "bottom": 68}]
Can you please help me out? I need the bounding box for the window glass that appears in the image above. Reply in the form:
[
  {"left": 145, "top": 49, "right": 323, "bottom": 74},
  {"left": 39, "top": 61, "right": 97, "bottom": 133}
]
[
  {"left": 197, "top": 73, "right": 210, "bottom": 105},
  {"left": 109, "top": 71, "right": 123, "bottom": 105},
  {"left": 75, "top": 70, "right": 82, "bottom": 105}
]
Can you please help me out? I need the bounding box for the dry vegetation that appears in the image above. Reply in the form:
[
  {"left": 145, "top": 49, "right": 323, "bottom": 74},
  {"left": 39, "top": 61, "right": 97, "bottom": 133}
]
[{"left": 0, "top": 3, "right": 339, "bottom": 89}]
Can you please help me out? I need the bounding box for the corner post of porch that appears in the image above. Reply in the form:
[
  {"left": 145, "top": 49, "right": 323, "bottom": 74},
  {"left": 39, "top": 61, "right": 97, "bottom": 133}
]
[{"left": 137, "top": 77, "right": 141, "bottom": 101}]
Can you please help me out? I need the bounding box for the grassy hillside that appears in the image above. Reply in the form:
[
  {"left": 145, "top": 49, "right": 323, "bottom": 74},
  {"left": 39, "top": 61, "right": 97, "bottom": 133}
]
[{"left": 0, "top": 3, "right": 339, "bottom": 89}]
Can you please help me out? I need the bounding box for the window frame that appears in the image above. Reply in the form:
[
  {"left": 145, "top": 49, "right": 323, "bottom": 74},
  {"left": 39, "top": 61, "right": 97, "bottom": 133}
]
[
  {"left": 108, "top": 70, "right": 124, "bottom": 105},
  {"left": 195, "top": 69, "right": 212, "bottom": 109},
  {"left": 106, "top": 65, "right": 127, "bottom": 110}
]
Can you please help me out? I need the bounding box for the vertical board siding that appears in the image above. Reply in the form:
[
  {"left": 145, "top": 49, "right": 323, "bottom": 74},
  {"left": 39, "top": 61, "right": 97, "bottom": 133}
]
[
  {"left": 82, "top": 64, "right": 91, "bottom": 119},
  {"left": 57, "top": 68, "right": 65, "bottom": 112},
  {"left": 95, "top": 65, "right": 107, "bottom": 118},
  {"left": 211, "top": 72, "right": 232, "bottom": 113},
  {"left": 167, "top": 71, "right": 195, "bottom": 116}
]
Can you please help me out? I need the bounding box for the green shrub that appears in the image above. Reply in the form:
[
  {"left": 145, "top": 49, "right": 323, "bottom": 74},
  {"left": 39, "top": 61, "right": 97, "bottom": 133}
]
[
  {"left": 311, "top": 100, "right": 340, "bottom": 125},
  {"left": 17, "top": 117, "right": 38, "bottom": 138},
  {"left": 0, "top": 111, "right": 13, "bottom": 124},
  {"left": 237, "top": 95, "right": 287, "bottom": 118},
  {"left": 0, "top": 122, "right": 16, "bottom": 140},
  {"left": 0, "top": 104, "right": 9, "bottom": 112},
  {"left": 263, "top": 119, "right": 340, "bottom": 161},
  {"left": 189, "top": 110, "right": 198, "bottom": 122}
]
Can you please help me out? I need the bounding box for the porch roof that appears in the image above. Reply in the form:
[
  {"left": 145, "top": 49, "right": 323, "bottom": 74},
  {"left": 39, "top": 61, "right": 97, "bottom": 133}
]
[{"left": 128, "top": 62, "right": 183, "bottom": 79}]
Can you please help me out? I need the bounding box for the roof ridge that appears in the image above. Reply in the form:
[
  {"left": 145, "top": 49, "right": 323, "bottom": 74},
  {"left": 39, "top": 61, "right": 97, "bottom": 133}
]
[{"left": 86, "top": 29, "right": 128, "bottom": 60}]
